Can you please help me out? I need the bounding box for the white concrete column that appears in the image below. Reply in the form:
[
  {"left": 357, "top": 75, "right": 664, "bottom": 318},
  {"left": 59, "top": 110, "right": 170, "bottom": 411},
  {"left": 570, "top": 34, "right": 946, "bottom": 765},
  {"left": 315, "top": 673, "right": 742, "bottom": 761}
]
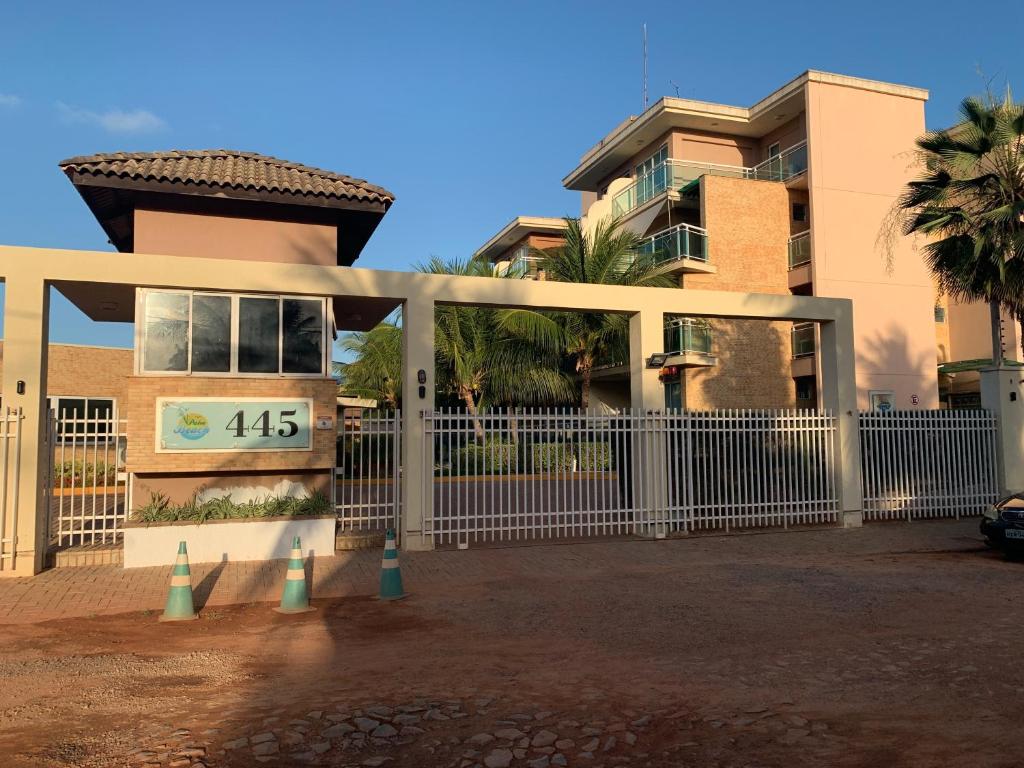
[
  {"left": 1, "top": 276, "right": 50, "bottom": 576},
  {"left": 400, "top": 294, "right": 435, "bottom": 551},
  {"left": 818, "top": 312, "right": 863, "bottom": 527},
  {"left": 628, "top": 309, "right": 669, "bottom": 536},
  {"left": 980, "top": 366, "right": 1024, "bottom": 496},
  {"left": 629, "top": 309, "right": 664, "bottom": 411}
]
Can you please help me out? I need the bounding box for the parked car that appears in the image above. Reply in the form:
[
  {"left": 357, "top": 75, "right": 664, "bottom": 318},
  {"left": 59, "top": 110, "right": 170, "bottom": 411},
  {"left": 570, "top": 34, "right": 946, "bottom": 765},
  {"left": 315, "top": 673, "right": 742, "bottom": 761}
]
[{"left": 981, "top": 494, "right": 1024, "bottom": 557}]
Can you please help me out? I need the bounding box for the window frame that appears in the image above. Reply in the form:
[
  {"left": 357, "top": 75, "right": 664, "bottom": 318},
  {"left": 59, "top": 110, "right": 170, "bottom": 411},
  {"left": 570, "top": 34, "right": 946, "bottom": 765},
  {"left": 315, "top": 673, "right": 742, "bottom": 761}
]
[{"left": 135, "top": 289, "right": 329, "bottom": 378}]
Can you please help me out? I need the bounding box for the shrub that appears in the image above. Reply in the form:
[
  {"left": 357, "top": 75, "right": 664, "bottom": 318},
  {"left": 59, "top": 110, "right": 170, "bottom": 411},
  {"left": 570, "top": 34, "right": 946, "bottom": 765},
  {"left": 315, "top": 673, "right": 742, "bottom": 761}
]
[
  {"left": 53, "top": 461, "right": 118, "bottom": 486},
  {"left": 133, "top": 490, "right": 332, "bottom": 524},
  {"left": 446, "top": 441, "right": 517, "bottom": 475},
  {"left": 532, "top": 442, "right": 611, "bottom": 471}
]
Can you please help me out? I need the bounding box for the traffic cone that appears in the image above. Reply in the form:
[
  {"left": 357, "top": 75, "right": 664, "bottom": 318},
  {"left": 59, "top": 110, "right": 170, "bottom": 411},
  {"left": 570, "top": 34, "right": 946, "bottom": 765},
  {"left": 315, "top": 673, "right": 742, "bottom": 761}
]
[
  {"left": 378, "top": 528, "right": 406, "bottom": 601},
  {"left": 274, "top": 536, "right": 315, "bottom": 614},
  {"left": 160, "top": 541, "right": 198, "bottom": 622}
]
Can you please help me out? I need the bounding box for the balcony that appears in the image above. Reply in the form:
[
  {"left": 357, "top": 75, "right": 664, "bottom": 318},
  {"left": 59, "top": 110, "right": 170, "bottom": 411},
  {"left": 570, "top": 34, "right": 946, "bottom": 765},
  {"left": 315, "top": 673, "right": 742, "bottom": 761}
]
[
  {"left": 791, "top": 322, "right": 816, "bottom": 377},
  {"left": 506, "top": 254, "right": 542, "bottom": 279},
  {"left": 611, "top": 140, "right": 809, "bottom": 218},
  {"left": 663, "top": 318, "right": 716, "bottom": 368},
  {"left": 787, "top": 230, "right": 812, "bottom": 289},
  {"left": 749, "top": 141, "right": 808, "bottom": 183},
  {"left": 791, "top": 322, "right": 815, "bottom": 358},
  {"left": 637, "top": 223, "right": 715, "bottom": 275},
  {"left": 788, "top": 231, "right": 811, "bottom": 269}
]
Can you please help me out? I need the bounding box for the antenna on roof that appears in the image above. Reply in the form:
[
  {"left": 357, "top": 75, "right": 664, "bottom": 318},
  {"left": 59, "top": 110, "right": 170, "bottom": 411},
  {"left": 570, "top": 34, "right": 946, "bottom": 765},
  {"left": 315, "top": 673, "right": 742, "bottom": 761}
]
[
  {"left": 669, "top": 79, "right": 680, "bottom": 98},
  {"left": 642, "top": 23, "right": 649, "bottom": 111}
]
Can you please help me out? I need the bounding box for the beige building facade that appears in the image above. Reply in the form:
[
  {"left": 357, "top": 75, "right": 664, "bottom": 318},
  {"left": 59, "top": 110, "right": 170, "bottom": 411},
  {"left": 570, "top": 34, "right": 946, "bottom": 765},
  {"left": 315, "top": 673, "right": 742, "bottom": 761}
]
[{"left": 479, "top": 70, "right": 957, "bottom": 412}]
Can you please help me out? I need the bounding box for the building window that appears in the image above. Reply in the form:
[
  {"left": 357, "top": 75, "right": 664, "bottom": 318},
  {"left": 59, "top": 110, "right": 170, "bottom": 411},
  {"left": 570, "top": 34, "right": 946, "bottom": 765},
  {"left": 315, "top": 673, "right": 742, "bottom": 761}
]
[
  {"left": 138, "top": 289, "right": 328, "bottom": 377},
  {"left": 792, "top": 202, "right": 808, "bottom": 222},
  {"left": 795, "top": 377, "right": 814, "bottom": 402},
  {"left": 767, "top": 142, "right": 781, "bottom": 159},
  {"left": 50, "top": 396, "right": 117, "bottom": 441},
  {"left": 934, "top": 305, "right": 946, "bottom": 323},
  {"left": 191, "top": 294, "right": 232, "bottom": 372},
  {"left": 634, "top": 145, "right": 669, "bottom": 205}
]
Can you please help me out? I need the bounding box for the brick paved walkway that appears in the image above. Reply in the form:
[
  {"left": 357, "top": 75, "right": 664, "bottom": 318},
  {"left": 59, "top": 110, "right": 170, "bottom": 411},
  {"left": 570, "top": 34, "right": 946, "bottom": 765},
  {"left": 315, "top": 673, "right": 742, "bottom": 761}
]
[{"left": 0, "top": 519, "right": 986, "bottom": 623}]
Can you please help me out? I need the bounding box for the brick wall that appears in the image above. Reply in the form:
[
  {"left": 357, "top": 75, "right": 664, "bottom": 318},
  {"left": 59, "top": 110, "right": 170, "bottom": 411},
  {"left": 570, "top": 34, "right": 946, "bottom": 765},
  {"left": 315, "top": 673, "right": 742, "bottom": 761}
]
[
  {"left": 0, "top": 341, "right": 133, "bottom": 409},
  {"left": 680, "top": 175, "right": 796, "bottom": 409},
  {"left": 125, "top": 376, "right": 337, "bottom": 474}
]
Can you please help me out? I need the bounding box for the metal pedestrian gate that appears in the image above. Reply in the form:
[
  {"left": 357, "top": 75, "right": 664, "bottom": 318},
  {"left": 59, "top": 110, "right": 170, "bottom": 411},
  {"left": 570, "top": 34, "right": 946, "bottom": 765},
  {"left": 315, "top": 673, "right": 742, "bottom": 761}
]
[
  {"left": 336, "top": 409, "right": 402, "bottom": 533},
  {"left": 47, "top": 408, "right": 129, "bottom": 548}
]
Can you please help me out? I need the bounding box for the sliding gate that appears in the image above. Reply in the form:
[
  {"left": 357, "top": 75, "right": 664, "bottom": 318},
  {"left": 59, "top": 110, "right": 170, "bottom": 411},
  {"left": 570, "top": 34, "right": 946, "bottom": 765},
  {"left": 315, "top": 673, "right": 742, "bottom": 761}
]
[{"left": 422, "top": 408, "right": 839, "bottom": 546}]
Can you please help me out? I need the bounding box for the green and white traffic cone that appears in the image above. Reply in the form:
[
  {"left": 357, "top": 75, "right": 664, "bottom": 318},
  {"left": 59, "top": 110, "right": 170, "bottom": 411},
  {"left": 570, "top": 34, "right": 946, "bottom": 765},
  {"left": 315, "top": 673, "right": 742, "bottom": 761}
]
[
  {"left": 378, "top": 528, "right": 406, "bottom": 601},
  {"left": 274, "top": 536, "right": 315, "bottom": 614},
  {"left": 159, "top": 541, "right": 198, "bottom": 622}
]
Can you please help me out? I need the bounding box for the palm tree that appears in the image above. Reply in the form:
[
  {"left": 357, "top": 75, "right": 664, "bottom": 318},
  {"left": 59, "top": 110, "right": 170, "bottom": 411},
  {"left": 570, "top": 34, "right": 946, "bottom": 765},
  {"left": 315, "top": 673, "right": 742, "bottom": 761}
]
[
  {"left": 503, "top": 216, "right": 676, "bottom": 408},
  {"left": 417, "top": 256, "right": 575, "bottom": 439},
  {"left": 334, "top": 321, "right": 402, "bottom": 409},
  {"left": 888, "top": 90, "right": 1024, "bottom": 365}
]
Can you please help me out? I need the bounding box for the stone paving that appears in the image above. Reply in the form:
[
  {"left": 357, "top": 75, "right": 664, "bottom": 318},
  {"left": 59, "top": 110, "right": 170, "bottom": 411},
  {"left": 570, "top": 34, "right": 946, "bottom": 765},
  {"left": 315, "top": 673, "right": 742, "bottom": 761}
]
[
  {"left": 0, "top": 518, "right": 988, "bottom": 623},
  {"left": 126, "top": 695, "right": 836, "bottom": 768}
]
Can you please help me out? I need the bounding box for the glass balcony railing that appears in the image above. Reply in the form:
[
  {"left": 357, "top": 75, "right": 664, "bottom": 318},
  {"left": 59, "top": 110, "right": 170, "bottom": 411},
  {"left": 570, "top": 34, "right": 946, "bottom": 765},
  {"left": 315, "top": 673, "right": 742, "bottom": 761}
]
[
  {"left": 788, "top": 230, "right": 811, "bottom": 269},
  {"left": 791, "top": 323, "right": 816, "bottom": 358},
  {"left": 611, "top": 141, "right": 809, "bottom": 218},
  {"left": 664, "top": 318, "right": 712, "bottom": 356},
  {"left": 638, "top": 223, "right": 708, "bottom": 265},
  {"left": 750, "top": 141, "right": 808, "bottom": 182},
  {"left": 507, "top": 255, "right": 542, "bottom": 279}
]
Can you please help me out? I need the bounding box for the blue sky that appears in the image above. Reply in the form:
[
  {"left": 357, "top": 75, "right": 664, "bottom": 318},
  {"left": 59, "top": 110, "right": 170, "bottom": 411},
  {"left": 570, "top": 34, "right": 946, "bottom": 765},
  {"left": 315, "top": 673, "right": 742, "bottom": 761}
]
[{"left": 1, "top": 0, "right": 1022, "bottom": 353}]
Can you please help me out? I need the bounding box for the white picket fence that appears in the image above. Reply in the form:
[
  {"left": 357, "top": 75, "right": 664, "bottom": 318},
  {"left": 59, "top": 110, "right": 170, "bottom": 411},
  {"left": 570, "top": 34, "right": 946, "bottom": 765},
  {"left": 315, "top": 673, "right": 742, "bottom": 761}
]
[
  {"left": 336, "top": 410, "right": 402, "bottom": 531},
  {"left": 0, "top": 408, "right": 24, "bottom": 571},
  {"left": 422, "top": 408, "right": 839, "bottom": 545},
  {"left": 48, "top": 409, "right": 129, "bottom": 548},
  {"left": 860, "top": 409, "right": 999, "bottom": 521}
]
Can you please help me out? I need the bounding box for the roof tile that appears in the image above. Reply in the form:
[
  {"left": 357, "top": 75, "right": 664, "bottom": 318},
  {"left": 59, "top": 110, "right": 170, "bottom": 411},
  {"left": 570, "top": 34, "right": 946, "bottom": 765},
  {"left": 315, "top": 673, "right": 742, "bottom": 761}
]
[{"left": 58, "top": 149, "right": 394, "bottom": 206}]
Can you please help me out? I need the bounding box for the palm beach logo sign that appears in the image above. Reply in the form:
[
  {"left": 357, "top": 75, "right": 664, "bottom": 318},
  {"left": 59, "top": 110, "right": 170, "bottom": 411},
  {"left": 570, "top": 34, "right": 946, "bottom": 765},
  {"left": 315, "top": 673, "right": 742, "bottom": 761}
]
[
  {"left": 173, "top": 409, "right": 211, "bottom": 441},
  {"left": 157, "top": 398, "right": 313, "bottom": 453}
]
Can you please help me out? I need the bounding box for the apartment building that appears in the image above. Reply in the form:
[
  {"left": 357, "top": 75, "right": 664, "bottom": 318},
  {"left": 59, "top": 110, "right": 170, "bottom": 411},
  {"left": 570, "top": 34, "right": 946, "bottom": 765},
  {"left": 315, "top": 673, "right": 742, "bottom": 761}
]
[
  {"left": 480, "top": 70, "right": 947, "bottom": 411},
  {"left": 473, "top": 216, "right": 569, "bottom": 279}
]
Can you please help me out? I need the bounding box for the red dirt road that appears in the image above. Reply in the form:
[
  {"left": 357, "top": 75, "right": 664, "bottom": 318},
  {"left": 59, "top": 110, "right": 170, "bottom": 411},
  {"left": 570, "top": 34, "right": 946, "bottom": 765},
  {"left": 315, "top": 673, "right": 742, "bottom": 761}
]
[{"left": 0, "top": 520, "right": 1021, "bottom": 768}]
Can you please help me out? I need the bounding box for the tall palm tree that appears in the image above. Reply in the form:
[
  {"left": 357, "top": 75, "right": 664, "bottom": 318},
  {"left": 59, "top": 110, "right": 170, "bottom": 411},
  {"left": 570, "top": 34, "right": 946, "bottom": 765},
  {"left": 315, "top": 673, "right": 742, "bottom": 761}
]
[
  {"left": 417, "top": 256, "right": 574, "bottom": 439},
  {"left": 888, "top": 90, "right": 1024, "bottom": 365},
  {"left": 334, "top": 321, "right": 402, "bottom": 409},
  {"left": 504, "top": 216, "right": 676, "bottom": 408}
]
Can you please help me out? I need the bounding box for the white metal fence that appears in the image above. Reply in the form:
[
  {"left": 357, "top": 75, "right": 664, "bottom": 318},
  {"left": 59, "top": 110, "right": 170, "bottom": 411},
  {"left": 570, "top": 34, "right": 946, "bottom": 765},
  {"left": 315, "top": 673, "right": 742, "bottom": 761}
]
[
  {"left": 336, "top": 409, "right": 401, "bottom": 532},
  {"left": 0, "top": 408, "right": 24, "bottom": 571},
  {"left": 48, "top": 408, "right": 129, "bottom": 548},
  {"left": 860, "top": 409, "right": 999, "bottom": 521},
  {"left": 422, "top": 408, "right": 838, "bottom": 546}
]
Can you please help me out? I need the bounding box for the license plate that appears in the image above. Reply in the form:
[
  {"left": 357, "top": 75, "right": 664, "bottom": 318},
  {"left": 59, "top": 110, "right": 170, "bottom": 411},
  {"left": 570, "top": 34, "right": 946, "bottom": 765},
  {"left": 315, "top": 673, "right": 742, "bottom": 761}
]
[{"left": 1006, "top": 529, "right": 1024, "bottom": 540}]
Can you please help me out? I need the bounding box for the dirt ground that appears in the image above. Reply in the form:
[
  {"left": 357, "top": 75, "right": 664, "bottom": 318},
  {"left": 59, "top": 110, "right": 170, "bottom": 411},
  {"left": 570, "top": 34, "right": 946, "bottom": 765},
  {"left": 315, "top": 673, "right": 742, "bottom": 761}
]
[{"left": 0, "top": 519, "right": 1021, "bottom": 768}]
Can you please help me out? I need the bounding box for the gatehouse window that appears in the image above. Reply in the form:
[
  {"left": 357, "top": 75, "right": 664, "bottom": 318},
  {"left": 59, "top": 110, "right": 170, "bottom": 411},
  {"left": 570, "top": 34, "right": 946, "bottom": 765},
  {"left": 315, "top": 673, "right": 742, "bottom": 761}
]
[
  {"left": 137, "top": 289, "right": 328, "bottom": 377},
  {"left": 49, "top": 396, "right": 117, "bottom": 441}
]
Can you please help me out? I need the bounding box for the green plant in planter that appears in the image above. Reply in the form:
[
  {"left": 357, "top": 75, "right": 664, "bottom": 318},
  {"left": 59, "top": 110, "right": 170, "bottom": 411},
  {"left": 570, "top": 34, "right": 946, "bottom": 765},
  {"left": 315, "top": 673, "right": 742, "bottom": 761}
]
[{"left": 134, "top": 490, "right": 331, "bottom": 524}]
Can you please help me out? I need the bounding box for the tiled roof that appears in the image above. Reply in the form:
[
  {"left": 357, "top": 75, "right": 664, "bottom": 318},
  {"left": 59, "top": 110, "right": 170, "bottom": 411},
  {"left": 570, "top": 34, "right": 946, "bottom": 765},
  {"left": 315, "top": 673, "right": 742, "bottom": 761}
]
[{"left": 59, "top": 149, "right": 394, "bottom": 206}]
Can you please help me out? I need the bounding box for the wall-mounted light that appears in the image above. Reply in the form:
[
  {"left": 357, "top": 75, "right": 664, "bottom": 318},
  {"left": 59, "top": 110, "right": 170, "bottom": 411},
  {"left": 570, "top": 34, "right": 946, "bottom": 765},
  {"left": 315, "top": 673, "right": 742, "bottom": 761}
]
[{"left": 646, "top": 353, "right": 669, "bottom": 369}]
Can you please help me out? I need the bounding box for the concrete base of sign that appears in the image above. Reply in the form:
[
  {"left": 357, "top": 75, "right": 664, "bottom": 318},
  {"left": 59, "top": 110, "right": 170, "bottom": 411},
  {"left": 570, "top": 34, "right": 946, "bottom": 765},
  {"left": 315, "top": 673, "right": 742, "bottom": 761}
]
[{"left": 123, "top": 515, "right": 336, "bottom": 569}]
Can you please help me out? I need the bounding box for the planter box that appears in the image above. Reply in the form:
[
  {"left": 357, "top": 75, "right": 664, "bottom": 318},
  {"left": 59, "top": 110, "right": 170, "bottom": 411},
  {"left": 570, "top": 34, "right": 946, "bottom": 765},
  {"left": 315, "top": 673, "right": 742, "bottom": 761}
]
[{"left": 123, "top": 514, "right": 336, "bottom": 569}]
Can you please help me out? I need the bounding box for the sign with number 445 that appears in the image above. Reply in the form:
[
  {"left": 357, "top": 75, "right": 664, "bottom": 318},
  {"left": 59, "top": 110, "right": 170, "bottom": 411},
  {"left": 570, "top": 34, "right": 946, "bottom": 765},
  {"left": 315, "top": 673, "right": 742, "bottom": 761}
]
[{"left": 157, "top": 398, "right": 313, "bottom": 452}]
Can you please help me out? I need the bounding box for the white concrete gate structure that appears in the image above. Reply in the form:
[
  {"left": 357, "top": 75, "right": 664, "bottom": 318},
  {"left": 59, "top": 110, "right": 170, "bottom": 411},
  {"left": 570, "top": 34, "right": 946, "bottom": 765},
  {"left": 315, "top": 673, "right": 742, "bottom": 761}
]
[{"left": 0, "top": 244, "right": 866, "bottom": 574}]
